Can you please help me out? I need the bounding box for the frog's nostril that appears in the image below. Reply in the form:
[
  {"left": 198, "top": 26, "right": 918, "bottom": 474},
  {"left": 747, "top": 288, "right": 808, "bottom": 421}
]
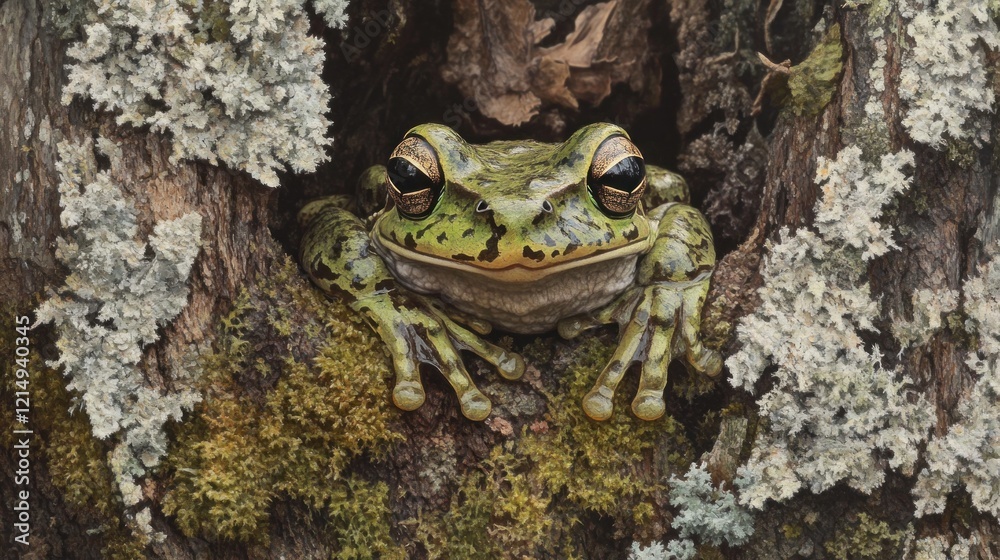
[
  {"left": 476, "top": 200, "right": 491, "bottom": 213},
  {"left": 541, "top": 200, "right": 554, "bottom": 213}
]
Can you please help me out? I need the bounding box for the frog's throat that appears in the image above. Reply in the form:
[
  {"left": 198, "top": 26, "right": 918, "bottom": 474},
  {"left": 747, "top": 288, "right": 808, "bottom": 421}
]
[{"left": 371, "top": 234, "right": 656, "bottom": 284}]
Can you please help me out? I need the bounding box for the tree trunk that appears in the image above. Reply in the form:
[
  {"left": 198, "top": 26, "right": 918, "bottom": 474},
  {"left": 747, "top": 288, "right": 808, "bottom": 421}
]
[
  {"left": 1, "top": 0, "right": 281, "bottom": 557},
  {"left": 3, "top": 0, "right": 999, "bottom": 558}
]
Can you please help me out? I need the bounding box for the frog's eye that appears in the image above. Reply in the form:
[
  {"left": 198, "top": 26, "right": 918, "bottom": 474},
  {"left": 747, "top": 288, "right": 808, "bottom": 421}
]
[
  {"left": 588, "top": 136, "right": 646, "bottom": 217},
  {"left": 387, "top": 136, "right": 443, "bottom": 218}
]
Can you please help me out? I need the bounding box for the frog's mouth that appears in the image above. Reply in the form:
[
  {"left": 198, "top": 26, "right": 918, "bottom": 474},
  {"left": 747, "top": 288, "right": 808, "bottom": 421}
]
[{"left": 371, "top": 234, "right": 654, "bottom": 283}]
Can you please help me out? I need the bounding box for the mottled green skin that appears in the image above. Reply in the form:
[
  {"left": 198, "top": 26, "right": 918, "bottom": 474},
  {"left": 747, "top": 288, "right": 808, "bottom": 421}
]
[
  {"left": 300, "top": 124, "right": 720, "bottom": 421},
  {"left": 373, "top": 124, "right": 653, "bottom": 274}
]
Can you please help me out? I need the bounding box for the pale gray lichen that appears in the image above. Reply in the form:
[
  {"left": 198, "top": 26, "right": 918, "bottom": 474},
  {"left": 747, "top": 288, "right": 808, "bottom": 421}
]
[
  {"left": 892, "top": 288, "right": 960, "bottom": 349},
  {"left": 62, "top": 0, "right": 349, "bottom": 187},
  {"left": 912, "top": 533, "right": 975, "bottom": 560},
  {"left": 899, "top": 0, "right": 999, "bottom": 147},
  {"left": 628, "top": 540, "right": 695, "bottom": 560},
  {"left": 670, "top": 462, "right": 754, "bottom": 555},
  {"left": 913, "top": 251, "right": 1000, "bottom": 517},
  {"left": 843, "top": 0, "right": 892, "bottom": 22},
  {"left": 35, "top": 137, "right": 203, "bottom": 507},
  {"left": 627, "top": 463, "right": 753, "bottom": 560},
  {"left": 728, "top": 146, "right": 935, "bottom": 509},
  {"left": 313, "top": 0, "right": 350, "bottom": 28}
]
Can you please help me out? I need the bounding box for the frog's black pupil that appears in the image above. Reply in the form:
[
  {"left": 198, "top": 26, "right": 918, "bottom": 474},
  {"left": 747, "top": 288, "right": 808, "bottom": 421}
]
[
  {"left": 600, "top": 156, "right": 645, "bottom": 192},
  {"left": 388, "top": 157, "right": 435, "bottom": 193}
]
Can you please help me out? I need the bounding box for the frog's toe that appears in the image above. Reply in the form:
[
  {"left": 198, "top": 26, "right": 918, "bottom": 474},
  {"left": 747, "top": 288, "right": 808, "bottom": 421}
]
[
  {"left": 458, "top": 331, "right": 525, "bottom": 380},
  {"left": 582, "top": 387, "right": 615, "bottom": 421},
  {"left": 460, "top": 390, "right": 493, "bottom": 421},
  {"left": 688, "top": 345, "right": 723, "bottom": 377},
  {"left": 582, "top": 298, "right": 650, "bottom": 421},
  {"left": 631, "top": 391, "right": 666, "bottom": 421},
  {"left": 494, "top": 351, "right": 526, "bottom": 380},
  {"left": 557, "top": 315, "right": 601, "bottom": 339},
  {"left": 678, "top": 284, "right": 722, "bottom": 377},
  {"left": 383, "top": 334, "right": 428, "bottom": 411},
  {"left": 392, "top": 381, "right": 426, "bottom": 411},
  {"left": 433, "top": 308, "right": 525, "bottom": 380},
  {"left": 629, "top": 316, "right": 673, "bottom": 420}
]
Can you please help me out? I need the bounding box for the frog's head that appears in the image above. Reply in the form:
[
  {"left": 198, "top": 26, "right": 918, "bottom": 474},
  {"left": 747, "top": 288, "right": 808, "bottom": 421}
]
[{"left": 371, "top": 123, "right": 655, "bottom": 282}]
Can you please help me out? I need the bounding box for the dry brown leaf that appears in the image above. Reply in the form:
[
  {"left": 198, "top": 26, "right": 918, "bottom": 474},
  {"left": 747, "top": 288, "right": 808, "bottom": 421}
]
[
  {"left": 442, "top": 0, "right": 655, "bottom": 127},
  {"left": 537, "top": 1, "right": 618, "bottom": 68},
  {"left": 442, "top": 0, "right": 541, "bottom": 126},
  {"left": 530, "top": 57, "right": 577, "bottom": 109}
]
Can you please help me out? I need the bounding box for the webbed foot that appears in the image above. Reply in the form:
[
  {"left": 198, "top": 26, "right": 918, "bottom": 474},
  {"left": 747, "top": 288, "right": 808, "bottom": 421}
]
[
  {"left": 559, "top": 278, "right": 720, "bottom": 421},
  {"left": 356, "top": 294, "right": 525, "bottom": 421}
]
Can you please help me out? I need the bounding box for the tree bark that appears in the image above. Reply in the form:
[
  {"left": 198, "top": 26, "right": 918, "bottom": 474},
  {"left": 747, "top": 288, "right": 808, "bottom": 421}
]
[
  {"left": 3, "top": 0, "right": 999, "bottom": 558},
  {"left": 1, "top": 0, "right": 280, "bottom": 557}
]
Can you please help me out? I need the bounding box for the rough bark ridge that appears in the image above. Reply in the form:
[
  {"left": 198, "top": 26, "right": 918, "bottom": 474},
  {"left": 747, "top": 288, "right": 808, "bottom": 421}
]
[{"left": 2, "top": 0, "right": 1000, "bottom": 558}]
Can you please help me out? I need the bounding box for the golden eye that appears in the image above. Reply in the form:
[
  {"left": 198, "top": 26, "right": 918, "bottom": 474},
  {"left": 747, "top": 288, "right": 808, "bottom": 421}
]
[
  {"left": 386, "top": 136, "right": 443, "bottom": 218},
  {"left": 588, "top": 136, "right": 646, "bottom": 217}
]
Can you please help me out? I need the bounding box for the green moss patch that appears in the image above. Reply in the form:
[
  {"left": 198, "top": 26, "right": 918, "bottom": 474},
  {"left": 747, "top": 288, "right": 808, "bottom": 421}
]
[
  {"left": 788, "top": 24, "right": 844, "bottom": 116},
  {"left": 162, "top": 257, "right": 403, "bottom": 557},
  {"left": 413, "top": 337, "right": 695, "bottom": 557}
]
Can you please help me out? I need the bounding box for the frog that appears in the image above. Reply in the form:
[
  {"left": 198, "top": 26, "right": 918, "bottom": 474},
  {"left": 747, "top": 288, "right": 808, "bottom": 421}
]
[{"left": 299, "top": 123, "right": 721, "bottom": 422}]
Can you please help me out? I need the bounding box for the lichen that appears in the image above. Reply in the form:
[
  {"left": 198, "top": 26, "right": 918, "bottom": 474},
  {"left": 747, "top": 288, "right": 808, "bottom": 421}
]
[
  {"left": 629, "top": 540, "right": 693, "bottom": 560},
  {"left": 893, "top": 288, "right": 960, "bottom": 349},
  {"left": 728, "top": 145, "right": 934, "bottom": 508},
  {"left": 161, "top": 257, "right": 402, "bottom": 555},
  {"left": 641, "top": 462, "right": 753, "bottom": 560},
  {"left": 313, "top": 0, "right": 350, "bottom": 27},
  {"left": 823, "top": 513, "right": 905, "bottom": 560},
  {"left": 0, "top": 304, "right": 148, "bottom": 557},
  {"left": 45, "top": 0, "right": 92, "bottom": 38},
  {"left": 913, "top": 533, "right": 976, "bottom": 560},
  {"left": 899, "top": 0, "right": 999, "bottom": 148},
  {"left": 913, "top": 251, "right": 1000, "bottom": 517},
  {"left": 787, "top": 24, "right": 844, "bottom": 117},
  {"left": 35, "top": 137, "right": 203, "bottom": 517},
  {"left": 61, "top": 0, "right": 349, "bottom": 187}
]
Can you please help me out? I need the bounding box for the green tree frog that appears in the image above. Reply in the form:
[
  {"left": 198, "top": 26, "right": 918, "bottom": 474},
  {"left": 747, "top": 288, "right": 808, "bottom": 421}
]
[{"left": 300, "top": 123, "right": 721, "bottom": 421}]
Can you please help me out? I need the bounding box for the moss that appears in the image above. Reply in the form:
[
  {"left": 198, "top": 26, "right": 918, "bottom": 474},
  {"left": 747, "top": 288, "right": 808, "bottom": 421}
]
[
  {"left": 162, "top": 256, "right": 403, "bottom": 551},
  {"left": 415, "top": 447, "right": 579, "bottom": 559},
  {"left": 34, "top": 362, "right": 119, "bottom": 517},
  {"left": 788, "top": 24, "right": 844, "bottom": 116},
  {"left": 414, "top": 468, "right": 505, "bottom": 559},
  {"left": 415, "top": 337, "right": 694, "bottom": 557},
  {"left": 701, "top": 293, "right": 735, "bottom": 351},
  {"left": 520, "top": 338, "right": 691, "bottom": 516},
  {"left": 824, "top": 513, "right": 905, "bottom": 560},
  {"left": 844, "top": 0, "right": 891, "bottom": 22},
  {"left": 0, "top": 304, "right": 145, "bottom": 554},
  {"left": 946, "top": 140, "right": 977, "bottom": 168},
  {"left": 327, "top": 478, "right": 406, "bottom": 560},
  {"left": 782, "top": 523, "right": 803, "bottom": 540},
  {"left": 101, "top": 536, "right": 149, "bottom": 560}
]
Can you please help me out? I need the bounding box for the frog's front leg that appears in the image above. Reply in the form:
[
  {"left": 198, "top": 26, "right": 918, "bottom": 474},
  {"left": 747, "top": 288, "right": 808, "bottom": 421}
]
[
  {"left": 299, "top": 198, "right": 525, "bottom": 421},
  {"left": 559, "top": 202, "right": 722, "bottom": 421}
]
